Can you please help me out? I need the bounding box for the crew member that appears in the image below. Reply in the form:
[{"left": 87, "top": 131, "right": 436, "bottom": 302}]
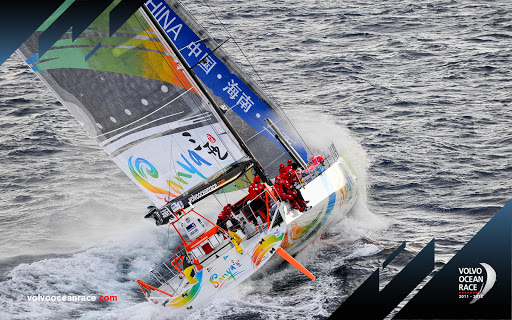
[
  {"left": 274, "top": 175, "right": 306, "bottom": 212},
  {"left": 289, "top": 163, "right": 302, "bottom": 185},
  {"left": 280, "top": 167, "right": 294, "bottom": 183},
  {"left": 284, "top": 173, "right": 306, "bottom": 211},
  {"left": 285, "top": 172, "right": 308, "bottom": 211},
  {"left": 288, "top": 163, "right": 308, "bottom": 203},
  {"left": 285, "top": 159, "right": 294, "bottom": 173},
  {"left": 216, "top": 204, "right": 235, "bottom": 231},
  {"left": 316, "top": 155, "right": 326, "bottom": 173},
  {"left": 276, "top": 163, "right": 288, "bottom": 187},
  {"left": 310, "top": 155, "right": 326, "bottom": 173},
  {"left": 248, "top": 175, "right": 267, "bottom": 223},
  {"left": 279, "top": 163, "right": 286, "bottom": 175},
  {"left": 273, "top": 176, "right": 295, "bottom": 206}
]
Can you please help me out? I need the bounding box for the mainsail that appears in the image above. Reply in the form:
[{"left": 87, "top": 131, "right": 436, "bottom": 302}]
[
  {"left": 144, "top": 0, "right": 310, "bottom": 176},
  {"left": 17, "top": 1, "right": 248, "bottom": 208}
]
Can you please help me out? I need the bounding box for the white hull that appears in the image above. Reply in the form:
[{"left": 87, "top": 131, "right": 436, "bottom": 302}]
[{"left": 140, "top": 157, "right": 357, "bottom": 313}]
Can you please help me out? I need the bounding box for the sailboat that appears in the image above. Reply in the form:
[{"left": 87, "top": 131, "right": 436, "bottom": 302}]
[{"left": 16, "top": 0, "right": 357, "bottom": 313}]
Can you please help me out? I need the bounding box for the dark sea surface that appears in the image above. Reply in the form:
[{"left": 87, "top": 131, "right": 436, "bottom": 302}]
[{"left": 1, "top": 0, "right": 511, "bottom": 319}]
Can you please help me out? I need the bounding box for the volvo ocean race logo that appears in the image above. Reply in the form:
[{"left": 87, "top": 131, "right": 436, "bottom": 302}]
[{"left": 458, "top": 262, "right": 496, "bottom": 304}]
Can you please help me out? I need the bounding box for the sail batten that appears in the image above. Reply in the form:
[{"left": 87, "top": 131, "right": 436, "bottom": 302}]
[{"left": 96, "top": 90, "right": 191, "bottom": 139}]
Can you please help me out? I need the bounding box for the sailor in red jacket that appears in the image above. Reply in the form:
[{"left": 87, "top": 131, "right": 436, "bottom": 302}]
[
  {"left": 289, "top": 163, "right": 302, "bottom": 185},
  {"left": 284, "top": 173, "right": 307, "bottom": 211},
  {"left": 287, "top": 162, "right": 308, "bottom": 204},
  {"left": 308, "top": 155, "right": 326, "bottom": 173},
  {"left": 279, "top": 163, "right": 286, "bottom": 175},
  {"left": 277, "top": 173, "right": 307, "bottom": 212},
  {"left": 316, "top": 155, "right": 326, "bottom": 173},
  {"left": 284, "top": 159, "right": 294, "bottom": 173},
  {"left": 216, "top": 204, "right": 234, "bottom": 231},
  {"left": 273, "top": 176, "right": 297, "bottom": 208},
  {"left": 249, "top": 175, "right": 266, "bottom": 200},
  {"left": 248, "top": 175, "right": 267, "bottom": 223}
]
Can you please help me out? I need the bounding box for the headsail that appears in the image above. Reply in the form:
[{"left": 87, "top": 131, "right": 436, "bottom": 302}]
[
  {"left": 17, "top": 1, "right": 247, "bottom": 208},
  {"left": 144, "top": 0, "right": 310, "bottom": 176}
]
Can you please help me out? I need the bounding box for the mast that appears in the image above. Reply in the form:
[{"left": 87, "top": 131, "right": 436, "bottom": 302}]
[{"left": 141, "top": 5, "right": 269, "bottom": 183}]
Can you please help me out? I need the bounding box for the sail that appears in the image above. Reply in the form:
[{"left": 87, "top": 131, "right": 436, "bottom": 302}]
[
  {"left": 144, "top": 0, "right": 310, "bottom": 177},
  {"left": 17, "top": 1, "right": 246, "bottom": 208}
]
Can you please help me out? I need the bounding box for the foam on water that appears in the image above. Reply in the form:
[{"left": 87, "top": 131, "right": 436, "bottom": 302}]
[
  {"left": 292, "top": 111, "right": 389, "bottom": 237},
  {"left": 0, "top": 223, "right": 169, "bottom": 320}
]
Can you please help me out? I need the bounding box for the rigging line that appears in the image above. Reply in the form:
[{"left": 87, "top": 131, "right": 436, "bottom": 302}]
[
  {"left": 244, "top": 116, "right": 286, "bottom": 143},
  {"left": 134, "top": 11, "right": 240, "bottom": 164},
  {"left": 199, "top": 77, "right": 303, "bottom": 155},
  {"left": 200, "top": 0, "right": 313, "bottom": 156},
  {"left": 189, "top": 56, "right": 300, "bottom": 145},
  {"left": 93, "top": 88, "right": 192, "bottom": 138},
  {"left": 241, "top": 172, "right": 251, "bottom": 195},
  {"left": 174, "top": 0, "right": 271, "bottom": 128},
  {"left": 264, "top": 150, "right": 288, "bottom": 169},
  {"left": 98, "top": 112, "right": 188, "bottom": 147},
  {"left": 190, "top": 37, "right": 230, "bottom": 70},
  {"left": 223, "top": 187, "right": 228, "bottom": 204},
  {"left": 277, "top": 105, "right": 313, "bottom": 156},
  {"left": 213, "top": 193, "right": 223, "bottom": 208}
]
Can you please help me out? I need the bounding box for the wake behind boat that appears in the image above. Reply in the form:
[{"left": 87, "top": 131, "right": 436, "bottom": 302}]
[{"left": 16, "top": 0, "right": 357, "bottom": 315}]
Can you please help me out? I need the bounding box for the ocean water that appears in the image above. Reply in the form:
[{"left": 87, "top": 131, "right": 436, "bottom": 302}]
[{"left": 1, "top": 0, "right": 511, "bottom": 319}]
